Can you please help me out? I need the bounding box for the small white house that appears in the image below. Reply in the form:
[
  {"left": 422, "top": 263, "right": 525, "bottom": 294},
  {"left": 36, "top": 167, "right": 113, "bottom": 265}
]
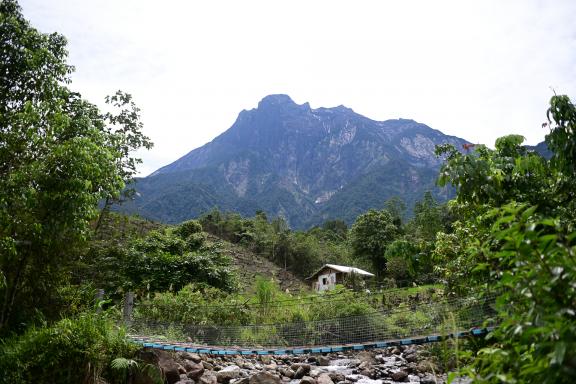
[{"left": 307, "top": 264, "right": 374, "bottom": 292}]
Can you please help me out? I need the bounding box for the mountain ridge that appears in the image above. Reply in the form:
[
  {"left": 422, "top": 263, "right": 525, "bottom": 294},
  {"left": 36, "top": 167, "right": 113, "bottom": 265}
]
[{"left": 124, "top": 94, "right": 469, "bottom": 228}]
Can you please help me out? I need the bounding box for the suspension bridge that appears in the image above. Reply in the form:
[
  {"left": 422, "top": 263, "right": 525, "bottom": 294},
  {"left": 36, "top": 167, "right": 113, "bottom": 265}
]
[{"left": 128, "top": 290, "right": 498, "bottom": 355}]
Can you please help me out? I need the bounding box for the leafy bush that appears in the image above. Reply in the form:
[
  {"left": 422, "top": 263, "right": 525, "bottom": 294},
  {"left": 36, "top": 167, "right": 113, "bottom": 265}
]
[
  {"left": 465, "top": 205, "right": 576, "bottom": 383},
  {"left": 0, "top": 313, "right": 138, "bottom": 384}
]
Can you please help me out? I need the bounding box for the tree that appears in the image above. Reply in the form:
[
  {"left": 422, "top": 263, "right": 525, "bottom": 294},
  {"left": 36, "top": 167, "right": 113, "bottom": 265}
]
[
  {"left": 384, "top": 239, "right": 418, "bottom": 285},
  {"left": 94, "top": 91, "right": 153, "bottom": 233},
  {"left": 0, "top": 1, "right": 151, "bottom": 332},
  {"left": 434, "top": 95, "right": 576, "bottom": 382},
  {"left": 349, "top": 209, "right": 399, "bottom": 277},
  {"left": 384, "top": 196, "right": 406, "bottom": 227}
]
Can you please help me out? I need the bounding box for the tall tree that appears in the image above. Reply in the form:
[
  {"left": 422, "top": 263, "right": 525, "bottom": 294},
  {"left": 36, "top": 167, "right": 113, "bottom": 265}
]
[
  {"left": 349, "top": 209, "right": 399, "bottom": 278},
  {"left": 0, "top": 0, "right": 151, "bottom": 332}
]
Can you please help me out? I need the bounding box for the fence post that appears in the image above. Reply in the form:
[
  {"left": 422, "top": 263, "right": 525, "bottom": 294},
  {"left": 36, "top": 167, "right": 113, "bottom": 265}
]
[
  {"left": 123, "top": 291, "right": 134, "bottom": 325},
  {"left": 95, "top": 289, "right": 105, "bottom": 313}
]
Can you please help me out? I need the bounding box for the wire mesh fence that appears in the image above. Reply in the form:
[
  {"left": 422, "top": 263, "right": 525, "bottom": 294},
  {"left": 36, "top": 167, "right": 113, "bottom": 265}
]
[{"left": 128, "top": 292, "right": 498, "bottom": 348}]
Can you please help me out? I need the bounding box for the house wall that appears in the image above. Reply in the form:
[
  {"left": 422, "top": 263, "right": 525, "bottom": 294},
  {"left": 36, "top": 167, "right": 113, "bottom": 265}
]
[{"left": 314, "top": 268, "right": 337, "bottom": 291}]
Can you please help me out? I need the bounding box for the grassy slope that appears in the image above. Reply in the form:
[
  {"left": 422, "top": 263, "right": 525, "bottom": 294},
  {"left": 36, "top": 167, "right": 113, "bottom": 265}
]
[{"left": 205, "top": 234, "right": 309, "bottom": 293}]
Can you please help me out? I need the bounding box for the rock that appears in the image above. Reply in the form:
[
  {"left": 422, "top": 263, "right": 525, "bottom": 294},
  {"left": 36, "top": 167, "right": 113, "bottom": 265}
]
[
  {"left": 390, "top": 370, "right": 409, "bottom": 382},
  {"left": 265, "top": 363, "right": 278, "bottom": 371},
  {"left": 178, "top": 364, "right": 187, "bottom": 374},
  {"left": 357, "top": 351, "right": 376, "bottom": 365},
  {"left": 404, "top": 353, "right": 418, "bottom": 363},
  {"left": 318, "top": 356, "right": 331, "bottom": 366},
  {"left": 181, "top": 352, "right": 203, "bottom": 363},
  {"left": 231, "top": 378, "right": 250, "bottom": 384},
  {"left": 138, "top": 350, "right": 160, "bottom": 365},
  {"left": 300, "top": 376, "right": 317, "bottom": 384},
  {"left": 317, "top": 373, "right": 334, "bottom": 384},
  {"left": 199, "top": 371, "right": 218, "bottom": 384},
  {"left": 164, "top": 365, "right": 183, "bottom": 384},
  {"left": 175, "top": 380, "right": 195, "bottom": 384},
  {"left": 260, "top": 356, "right": 273, "bottom": 365},
  {"left": 358, "top": 361, "right": 369, "bottom": 370},
  {"left": 416, "top": 361, "right": 437, "bottom": 374},
  {"left": 328, "top": 372, "right": 345, "bottom": 383},
  {"left": 407, "top": 374, "right": 420, "bottom": 383},
  {"left": 249, "top": 371, "right": 282, "bottom": 384},
  {"left": 294, "top": 364, "right": 311, "bottom": 379},
  {"left": 278, "top": 367, "right": 295, "bottom": 378},
  {"left": 391, "top": 348, "right": 402, "bottom": 355},
  {"left": 420, "top": 376, "right": 437, "bottom": 384},
  {"left": 217, "top": 365, "right": 241, "bottom": 383},
  {"left": 186, "top": 362, "right": 205, "bottom": 380},
  {"left": 152, "top": 351, "right": 180, "bottom": 384},
  {"left": 203, "top": 361, "right": 215, "bottom": 371}
]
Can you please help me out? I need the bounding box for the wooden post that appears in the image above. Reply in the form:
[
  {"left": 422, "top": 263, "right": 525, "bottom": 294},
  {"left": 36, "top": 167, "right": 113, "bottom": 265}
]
[
  {"left": 123, "top": 291, "right": 134, "bottom": 324},
  {"left": 95, "top": 289, "right": 105, "bottom": 313}
]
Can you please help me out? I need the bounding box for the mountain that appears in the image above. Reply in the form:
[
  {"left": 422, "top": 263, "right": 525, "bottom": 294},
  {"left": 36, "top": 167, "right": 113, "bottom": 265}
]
[{"left": 124, "top": 95, "right": 468, "bottom": 228}]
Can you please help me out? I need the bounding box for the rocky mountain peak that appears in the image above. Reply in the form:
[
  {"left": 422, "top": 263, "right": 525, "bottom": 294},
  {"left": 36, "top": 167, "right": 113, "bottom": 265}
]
[
  {"left": 128, "top": 96, "right": 469, "bottom": 228},
  {"left": 255, "top": 94, "right": 311, "bottom": 114}
]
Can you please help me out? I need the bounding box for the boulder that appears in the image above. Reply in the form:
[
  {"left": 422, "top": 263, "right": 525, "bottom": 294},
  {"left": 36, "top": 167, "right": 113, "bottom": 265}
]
[
  {"left": 199, "top": 371, "right": 218, "bottom": 384},
  {"left": 404, "top": 353, "right": 418, "bottom": 363},
  {"left": 293, "top": 364, "right": 311, "bottom": 379},
  {"left": 416, "top": 361, "right": 437, "bottom": 374},
  {"left": 317, "top": 356, "right": 331, "bottom": 366},
  {"left": 317, "top": 373, "right": 334, "bottom": 384},
  {"left": 249, "top": 371, "right": 282, "bottom": 384},
  {"left": 180, "top": 352, "right": 203, "bottom": 363},
  {"left": 217, "top": 365, "right": 241, "bottom": 383},
  {"left": 390, "top": 370, "right": 408, "bottom": 382},
  {"left": 164, "top": 365, "right": 183, "bottom": 384},
  {"left": 278, "top": 367, "right": 295, "bottom": 378},
  {"left": 328, "top": 372, "right": 345, "bottom": 383},
  {"left": 186, "top": 362, "right": 205, "bottom": 380},
  {"left": 300, "top": 376, "right": 317, "bottom": 384},
  {"left": 420, "top": 376, "right": 438, "bottom": 384},
  {"left": 260, "top": 356, "right": 273, "bottom": 365}
]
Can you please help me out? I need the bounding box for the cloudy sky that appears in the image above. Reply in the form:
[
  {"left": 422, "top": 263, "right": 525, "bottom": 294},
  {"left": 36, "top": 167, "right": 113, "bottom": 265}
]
[{"left": 20, "top": 0, "right": 576, "bottom": 176}]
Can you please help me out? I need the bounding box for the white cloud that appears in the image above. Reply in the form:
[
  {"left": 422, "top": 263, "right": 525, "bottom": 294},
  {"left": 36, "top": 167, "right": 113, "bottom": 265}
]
[{"left": 20, "top": 0, "right": 576, "bottom": 176}]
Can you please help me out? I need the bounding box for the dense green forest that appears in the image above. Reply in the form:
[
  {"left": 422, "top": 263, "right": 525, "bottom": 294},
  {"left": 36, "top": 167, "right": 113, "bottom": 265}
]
[{"left": 1, "top": 1, "right": 575, "bottom": 383}]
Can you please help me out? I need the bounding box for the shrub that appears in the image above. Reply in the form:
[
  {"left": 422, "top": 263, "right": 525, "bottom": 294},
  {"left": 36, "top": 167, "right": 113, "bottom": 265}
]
[{"left": 0, "top": 313, "right": 138, "bottom": 384}]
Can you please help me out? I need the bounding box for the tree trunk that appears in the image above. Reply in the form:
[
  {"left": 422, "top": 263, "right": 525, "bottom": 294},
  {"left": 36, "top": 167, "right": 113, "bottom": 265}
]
[
  {"left": 0, "top": 252, "right": 28, "bottom": 331},
  {"left": 94, "top": 196, "right": 111, "bottom": 236}
]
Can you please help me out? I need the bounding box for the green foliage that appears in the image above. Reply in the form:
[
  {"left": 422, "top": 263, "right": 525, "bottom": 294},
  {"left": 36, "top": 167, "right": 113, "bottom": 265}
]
[
  {"left": 0, "top": 313, "right": 138, "bottom": 384},
  {"left": 85, "top": 225, "right": 236, "bottom": 296},
  {"left": 465, "top": 204, "right": 576, "bottom": 383},
  {"left": 135, "top": 281, "right": 383, "bottom": 327},
  {"left": 255, "top": 276, "right": 277, "bottom": 319},
  {"left": 173, "top": 219, "right": 203, "bottom": 238},
  {"left": 133, "top": 284, "right": 252, "bottom": 326},
  {"left": 384, "top": 239, "right": 418, "bottom": 284},
  {"left": 0, "top": 1, "right": 151, "bottom": 333},
  {"left": 109, "top": 357, "right": 163, "bottom": 384},
  {"left": 350, "top": 209, "right": 399, "bottom": 277},
  {"left": 200, "top": 209, "right": 354, "bottom": 279},
  {"left": 435, "top": 136, "right": 550, "bottom": 215},
  {"left": 434, "top": 95, "right": 576, "bottom": 382}
]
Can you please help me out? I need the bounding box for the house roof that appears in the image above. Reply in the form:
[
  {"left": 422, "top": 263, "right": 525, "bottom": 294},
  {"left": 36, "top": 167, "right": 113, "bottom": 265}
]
[{"left": 306, "top": 264, "right": 375, "bottom": 280}]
